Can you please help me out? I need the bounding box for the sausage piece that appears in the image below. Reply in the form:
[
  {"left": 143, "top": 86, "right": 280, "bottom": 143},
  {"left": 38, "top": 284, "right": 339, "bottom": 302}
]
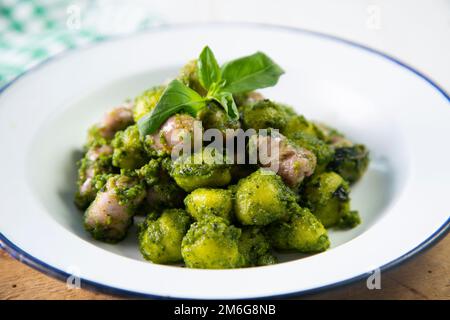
[
  {"left": 84, "top": 175, "right": 145, "bottom": 242},
  {"left": 98, "top": 104, "right": 134, "bottom": 139},
  {"left": 252, "top": 133, "right": 316, "bottom": 188},
  {"left": 146, "top": 114, "right": 201, "bottom": 155}
]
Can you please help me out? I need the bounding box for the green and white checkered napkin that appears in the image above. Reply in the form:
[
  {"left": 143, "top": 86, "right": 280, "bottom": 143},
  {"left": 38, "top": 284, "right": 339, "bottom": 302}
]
[{"left": 0, "top": 0, "right": 163, "bottom": 87}]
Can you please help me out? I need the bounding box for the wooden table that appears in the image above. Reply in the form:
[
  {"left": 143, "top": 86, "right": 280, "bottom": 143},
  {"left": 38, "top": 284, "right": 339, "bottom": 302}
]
[{"left": 1, "top": 234, "right": 449, "bottom": 300}]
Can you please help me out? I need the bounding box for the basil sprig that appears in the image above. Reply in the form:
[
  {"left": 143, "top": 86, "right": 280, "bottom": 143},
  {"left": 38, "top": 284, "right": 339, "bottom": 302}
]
[
  {"left": 198, "top": 46, "right": 221, "bottom": 90},
  {"left": 220, "top": 52, "right": 285, "bottom": 94},
  {"left": 138, "top": 46, "right": 284, "bottom": 136},
  {"left": 137, "top": 80, "right": 205, "bottom": 135}
]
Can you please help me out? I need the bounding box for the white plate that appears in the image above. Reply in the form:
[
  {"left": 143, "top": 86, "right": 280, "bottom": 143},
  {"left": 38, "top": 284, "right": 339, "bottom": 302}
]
[{"left": 0, "top": 23, "right": 449, "bottom": 299}]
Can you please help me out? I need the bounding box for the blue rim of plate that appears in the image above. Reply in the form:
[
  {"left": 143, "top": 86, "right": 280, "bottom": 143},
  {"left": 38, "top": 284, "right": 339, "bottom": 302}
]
[{"left": 0, "top": 22, "right": 449, "bottom": 300}]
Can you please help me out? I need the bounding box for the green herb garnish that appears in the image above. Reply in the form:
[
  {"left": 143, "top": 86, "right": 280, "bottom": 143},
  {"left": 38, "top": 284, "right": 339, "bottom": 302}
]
[
  {"left": 220, "top": 51, "right": 285, "bottom": 94},
  {"left": 137, "top": 80, "right": 205, "bottom": 135},
  {"left": 138, "top": 46, "right": 284, "bottom": 136}
]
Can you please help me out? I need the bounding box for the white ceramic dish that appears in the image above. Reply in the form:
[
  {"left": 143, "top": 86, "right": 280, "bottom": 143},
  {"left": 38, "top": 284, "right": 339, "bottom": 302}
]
[{"left": 0, "top": 23, "right": 449, "bottom": 299}]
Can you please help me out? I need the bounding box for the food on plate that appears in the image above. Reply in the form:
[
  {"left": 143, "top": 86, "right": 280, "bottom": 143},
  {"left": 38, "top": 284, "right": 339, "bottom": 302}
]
[
  {"left": 74, "top": 46, "right": 369, "bottom": 268},
  {"left": 83, "top": 174, "right": 145, "bottom": 243},
  {"left": 301, "top": 171, "right": 356, "bottom": 228},
  {"left": 234, "top": 169, "right": 297, "bottom": 226},
  {"left": 184, "top": 188, "right": 234, "bottom": 223},
  {"left": 139, "top": 209, "right": 191, "bottom": 264},
  {"left": 181, "top": 216, "right": 243, "bottom": 269},
  {"left": 266, "top": 204, "right": 330, "bottom": 252}
]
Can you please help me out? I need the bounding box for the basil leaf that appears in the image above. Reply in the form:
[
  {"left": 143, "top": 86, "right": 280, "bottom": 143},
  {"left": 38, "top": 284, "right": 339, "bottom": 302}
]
[
  {"left": 138, "top": 80, "right": 205, "bottom": 136},
  {"left": 197, "top": 46, "right": 221, "bottom": 91},
  {"left": 213, "top": 91, "right": 239, "bottom": 120},
  {"left": 221, "top": 52, "right": 284, "bottom": 94}
]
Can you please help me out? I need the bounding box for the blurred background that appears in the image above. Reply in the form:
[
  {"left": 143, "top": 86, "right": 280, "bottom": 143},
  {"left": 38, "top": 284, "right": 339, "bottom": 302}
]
[{"left": 0, "top": 0, "right": 449, "bottom": 89}]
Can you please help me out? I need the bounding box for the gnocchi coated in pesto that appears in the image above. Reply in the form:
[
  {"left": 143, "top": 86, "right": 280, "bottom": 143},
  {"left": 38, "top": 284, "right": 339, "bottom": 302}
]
[{"left": 75, "top": 48, "right": 369, "bottom": 269}]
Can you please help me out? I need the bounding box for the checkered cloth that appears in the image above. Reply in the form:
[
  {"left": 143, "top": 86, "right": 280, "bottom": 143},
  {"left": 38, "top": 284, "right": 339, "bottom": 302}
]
[{"left": 0, "top": 0, "right": 163, "bottom": 87}]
